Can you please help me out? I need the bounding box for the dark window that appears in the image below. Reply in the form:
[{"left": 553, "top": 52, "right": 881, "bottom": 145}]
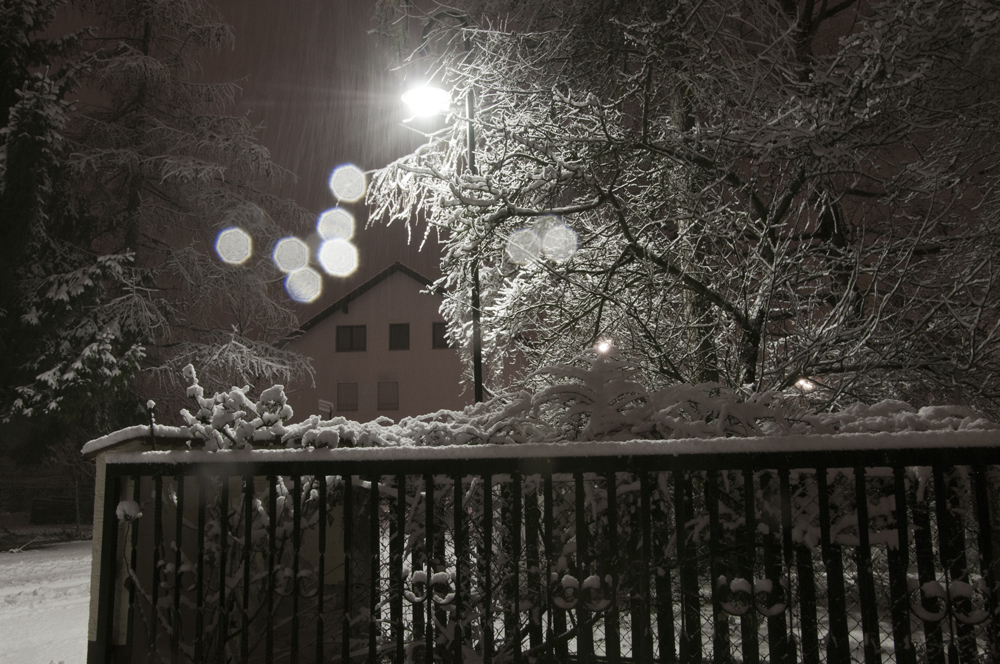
[
  {"left": 377, "top": 381, "right": 399, "bottom": 410},
  {"left": 336, "top": 325, "right": 366, "bottom": 352},
  {"left": 389, "top": 323, "right": 410, "bottom": 350},
  {"left": 337, "top": 383, "right": 358, "bottom": 411},
  {"left": 432, "top": 322, "right": 451, "bottom": 349}
]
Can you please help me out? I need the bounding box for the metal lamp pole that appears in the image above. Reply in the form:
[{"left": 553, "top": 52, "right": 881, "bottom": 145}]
[{"left": 466, "top": 89, "right": 484, "bottom": 403}]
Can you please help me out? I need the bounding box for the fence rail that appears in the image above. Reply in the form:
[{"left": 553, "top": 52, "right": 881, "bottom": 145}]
[{"left": 90, "top": 435, "right": 1000, "bottom": 664}]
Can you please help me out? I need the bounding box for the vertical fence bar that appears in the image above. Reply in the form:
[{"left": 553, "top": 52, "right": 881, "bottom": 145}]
[
  {"left": 217, "top": 477, "right": 228, "bottom": 664},
  {"left": 525, "top": 480, "right": 542, "bottom": 651},
  {"left": 887, "top": 466, "right": 915, "bottom": 664},
  {"left": 453, "top": 474, "right": 465, "bottom": 664},
  {"left": 266, "top": 475, "right": 276, "bottom": 664},
  {"left": 126, "top": 476, "right": 142, "bottom": 662},
  {"left": 973, "top": 463, "right": 999, "bottom": 664},
  {"left": 317, "top": 475, "right": 328, "bottom": 664},
  {"left": 933, "top": 465, "right": 976, "bottom": 664},
  {"left": 817, "top": 467, "right": 849, "bottom": 664},
  {"left": 241, "top": 475, "right": 252, "bottom": 664},
  {"left": 343, "top": 475, "right": 354, "bottom": 664},
  {"left": 575, "top": 471, "right": 593, "bottom": 662},
  {"left": 512, "top": 472, "right": 523, "bottom": 664},
  {"left": 740, "top": 469, "right": 758, "bottom": 664},
  {"left": 425, "top": 473, "right": 435, "bottom": 664},
  {"left": 793, "top": 472, "right": 819, "bottom": 664},
  {"left": 369, "top": 475, "right": 380, "bottom": 664},
  {"left": 195, "top": 477, "right": 206, "bottom": 664},
  {"left": 656, "top": 471, "right": 677, "bottom": 664},
  {"left": 854, "top": 465, "right": 882, "bottom": 664},
  {"left": 675, "top": 470, "right": 701, "bottom": 664},
  {"left": 94, "top": 471, "right": 122, "bottom": 664},
  {"left": 483, "top": 474, "right": 494, "bottom": 664},
  {"left": 291, "top": 476, "right": 302, "bottom": 663},
  {"left": 392, "top": 475, "right": 405, "bottom": 664},
  {"left": 152, "top": 474, "right": 164, "bottom": 664},
  {"left": 778, "top": 468, "right": 797, "bottom": 664},
  {"left": 171, "top": 474, "right": 184, "bottom": 664},
  {"left": 760, "top": 471, "right": 788, "bottom": 664},
  {"left": 706, "top": 469, "right": 729, "bottom": 664},
  {"left": 606, "top": 470, "right": 621, "bottom": 663},
  {"left": 638, "top": 471, "right": 653, "bottom": 664},
  {"left": 912, "top": 466, "right": 944, "bottom": 664}
]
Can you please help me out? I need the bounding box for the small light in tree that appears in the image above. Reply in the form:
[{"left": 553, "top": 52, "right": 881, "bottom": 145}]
[
  {"left": 328, "top": 164, "right": 366, "bottom": 202},
  {"left": 795, "top": 378, "right": 816, "bottom": 392},
  {"left": 401, "top": 84, "right": 451, "bottom": 118},
  {"left": 318, "top": 238, "right": 359, "bottom": 277},
  {"left": 272, "top": 237, "right": 309, "bottom": 273},
  {"left": 596, "top": 340, "right": 612, "bottom": 354},
  {"left": 317, "top": 207, "right": 355, "bottom": 240},
  {"left": 285, "top": 267, "right": 322, "bottom": 303},
  {"left": 215, "top": 227, "right": 252, "bottom": 265}
]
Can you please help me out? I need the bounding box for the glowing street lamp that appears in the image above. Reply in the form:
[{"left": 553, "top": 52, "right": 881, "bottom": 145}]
[{"left": 403, "top": 79, "right": 485, "bottom": 403}]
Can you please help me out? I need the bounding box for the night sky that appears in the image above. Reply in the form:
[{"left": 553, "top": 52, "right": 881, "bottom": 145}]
[{"left": 210, "top": 0, "right": 442, "bottom": 318}]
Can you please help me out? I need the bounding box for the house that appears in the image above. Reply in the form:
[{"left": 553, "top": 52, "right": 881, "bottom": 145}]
[{"left": 278, "top": 261, "right": 471, "bottom": 422}]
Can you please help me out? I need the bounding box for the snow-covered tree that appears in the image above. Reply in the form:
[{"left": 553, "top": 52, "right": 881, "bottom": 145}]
[
  {"left": 1, "top": 0, "right": 312, "bottom": 455},
  {"left": 369, "top": 0, "right": 1000, "bottom": 415}
]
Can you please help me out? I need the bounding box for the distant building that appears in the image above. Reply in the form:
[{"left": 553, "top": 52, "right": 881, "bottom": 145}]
[{"left": 278, "top": 262, "right": 471, "bottom": 422}]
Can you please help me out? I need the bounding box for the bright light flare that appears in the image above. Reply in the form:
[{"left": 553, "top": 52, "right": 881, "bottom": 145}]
[
  {"left": 795, "top": 378, "right": 816, "bottom": 392},
  {"left": 215, "top": 227, "right": 252, "bottom": 265},
  {"left": 402, "top": 84, "right": 450, "bottom": 117},
  {"left": 542, "top": 224, "right": 578, "bottom": 262},
  {"left": 272, "top": 237, "right": 309, "bottom": 273},
  {"left": 285, "top": 268, "right": 322, "bottom": 303},
  {"left": 506, "top": 229, "right": 542, "bottom": 264},
  {"left": 317, "top": 207, "right": 355, "bottom": 240},
  {"left": 328, "top": 164, "right": 366, "bottom": 202},
  {"left": 596, "top": 340, "right": 612, "bottom": 354},
  {"left": 318, "top": 238, "right": 358, "bottom": 277}
]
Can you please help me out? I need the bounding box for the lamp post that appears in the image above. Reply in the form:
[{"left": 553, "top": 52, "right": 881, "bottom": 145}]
[{"left": 402, "top": 83, "right": 485, "bottom": 403}]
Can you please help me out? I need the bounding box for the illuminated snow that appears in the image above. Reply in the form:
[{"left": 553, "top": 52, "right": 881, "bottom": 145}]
[
  {"left": 317, "top": 207, "right": 355, "bottom": 240},
  {"left": 506, "top": 229, "right": 542, "bottom": 264},
  {"left": 542, "top": 224, "right": 578, "bottom": 262},
  {"left": 328, "top": 164, "right": 366, "bottom": 203},
  {"left": 272, "top": 237, "right": 309, "bottom": 273},
  {"left": 318, "top": 238, "right": 359, "bottom": 277},
  {"left": 285, "top": 267, "right": 322, "bottom": 303},
  {"left": 215, "top": 227, "right": 252, "bottom": 265},
  {"left": 401, "top": 84, "right": 451, "bottom": 117}
]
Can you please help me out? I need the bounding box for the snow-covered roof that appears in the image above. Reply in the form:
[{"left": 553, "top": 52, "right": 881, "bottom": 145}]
[{"left": 275, "top": 261, "right": 436, "bottom": 347}]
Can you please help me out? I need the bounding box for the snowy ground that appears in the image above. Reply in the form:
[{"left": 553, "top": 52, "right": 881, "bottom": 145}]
[{"left": 0, "top": 540, "right": 92, "bottom": 664}]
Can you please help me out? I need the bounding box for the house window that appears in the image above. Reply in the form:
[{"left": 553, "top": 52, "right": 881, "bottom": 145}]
[
  {"left": 377, "top": 381, "right": 399, "bottom": 410},
  {"left": 336, "top": 325, "right": 366, "bottom": 352},
  {"left": 337, "top": 383, "right": 358, "bottom": 411},
  {"left": 389, "top": 323, "right": 410, "bottom": 350},
  {"left": 432, "top": 322, "right": 451, "bottom": 349}
]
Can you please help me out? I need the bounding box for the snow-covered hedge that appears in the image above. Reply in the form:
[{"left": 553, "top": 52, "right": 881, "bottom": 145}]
[{"left": 83, "top": 353, "right": 997, "bottom": 456}]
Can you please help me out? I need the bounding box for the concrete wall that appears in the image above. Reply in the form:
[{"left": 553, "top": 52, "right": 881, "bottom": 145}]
[{"left": 284, "top": 270, "right": 471, "bottom": 423}]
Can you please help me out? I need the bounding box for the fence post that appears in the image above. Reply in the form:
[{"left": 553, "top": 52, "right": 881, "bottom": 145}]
[{"left": 93, "top": 471, "right": 122, "bottom": 664}]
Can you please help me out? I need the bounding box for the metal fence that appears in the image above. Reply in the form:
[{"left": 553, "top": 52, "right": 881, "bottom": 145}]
[{"left": 90, "top": 437, "right": 1000, "bottom": 664}]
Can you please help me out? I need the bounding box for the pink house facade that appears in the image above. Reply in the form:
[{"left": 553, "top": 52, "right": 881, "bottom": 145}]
[{"left": 279, "top": 262, "right": 471, "bottom": 423}]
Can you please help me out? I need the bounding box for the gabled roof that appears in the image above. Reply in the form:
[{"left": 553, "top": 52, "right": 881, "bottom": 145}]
[{"left": 277, "top": 261, "right": 437, "bottom": 347}]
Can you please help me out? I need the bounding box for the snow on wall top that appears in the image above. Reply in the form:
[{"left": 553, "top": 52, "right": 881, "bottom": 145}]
[{"left": 83, "top": 360, "right": 1000, "bottom": 458}]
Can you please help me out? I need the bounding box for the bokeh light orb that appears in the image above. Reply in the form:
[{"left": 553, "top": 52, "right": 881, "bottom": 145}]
[
  {"left": 328, "top": 164, "right": 366, "bottom": 203},
  {"left": 506, "top": 229, "right": 542, "bottom": 264},
  {"left": 272, "top": 236, "right": 310, "bottom": 273},
  {"left": 401, "top": 85, "right": 451, "bottom": 117},
  {"left": 317, "top": 207, "right": 355, "bottom": 240},
  {"left": 285, "top": 267, "right": 322, "bottom": 303},
  {"left": 542, "top": 224, "right": 578, "bottom": 262},
  {"left": 215, "top": 227, "right": 252, "bottom": 265},
  {"left": 318, "top": 238, "right": 359, "bottom": 277}
]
